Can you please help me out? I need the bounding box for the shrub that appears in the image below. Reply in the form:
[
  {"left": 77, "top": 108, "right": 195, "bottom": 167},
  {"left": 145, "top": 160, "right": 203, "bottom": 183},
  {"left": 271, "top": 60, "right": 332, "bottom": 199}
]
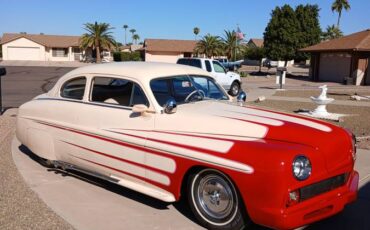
[{"left": 113, "top": 51, "right": 142, "bottom": 62}]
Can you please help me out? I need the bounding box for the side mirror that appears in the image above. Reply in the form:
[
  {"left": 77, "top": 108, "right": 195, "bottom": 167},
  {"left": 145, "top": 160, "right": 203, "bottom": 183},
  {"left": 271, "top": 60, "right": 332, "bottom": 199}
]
[
  {"left": 132, "top": 104, "right": 149, "bottom": 115},
  {"left": 237, "top": 91, "right": 247, "bottom": 106},
  {"left": 0, "top": 67, "right": 6, "bottom": 76},
  {"left": 163, "top": 98, "right": 177, "bottom": 114}
]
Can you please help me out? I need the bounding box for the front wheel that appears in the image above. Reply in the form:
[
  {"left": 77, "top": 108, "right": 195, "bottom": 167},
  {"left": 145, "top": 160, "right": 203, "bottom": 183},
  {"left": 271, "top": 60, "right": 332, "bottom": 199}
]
[
  {"left": 188, "top": 169, "right": 249, "bottom": 230},
  {"left": 229, "top": 81, "right": 240, "bottom": 97}
]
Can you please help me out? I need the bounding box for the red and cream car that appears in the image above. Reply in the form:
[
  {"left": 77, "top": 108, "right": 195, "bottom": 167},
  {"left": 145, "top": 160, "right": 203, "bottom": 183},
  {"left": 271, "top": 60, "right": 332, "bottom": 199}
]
[{"left": 16, "top": 62, "right": 358, "bottom": 230}]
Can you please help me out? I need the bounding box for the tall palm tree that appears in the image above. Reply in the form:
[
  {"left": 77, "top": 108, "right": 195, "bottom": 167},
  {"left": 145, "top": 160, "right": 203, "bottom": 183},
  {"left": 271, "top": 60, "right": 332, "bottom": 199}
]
[
  {"left": 80, "top": 21, "right": 116, "bottom": 63},
  {"left": 193, "top": 27, "right": 200, "bottom": 40},
  {"left": 222, "top": 30, "right": 240, "bottom": 61},
  {"left": 129, "top": 29, "right": 136, "bottom": 43},
  {"left": 132, "top": 34, "right": 140, "bottom": 44},
  {"left": 322, "top": 24, "right": 343, "bottom": 40},
  {"left": 194, "top": 34, "right": 223, "bottom": 58},
  {"left": 331, "top": 0, "right": 351, "bottom": 28},
  {"left": 123, "top": 24, "right": 128, "bottom": 45}
]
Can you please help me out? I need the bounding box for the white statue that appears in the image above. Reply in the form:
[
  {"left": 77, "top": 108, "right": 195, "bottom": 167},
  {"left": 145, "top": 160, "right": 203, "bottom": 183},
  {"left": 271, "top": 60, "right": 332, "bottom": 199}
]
[{"left": 310, "top": 85, "right": 334, "bottom": 117}]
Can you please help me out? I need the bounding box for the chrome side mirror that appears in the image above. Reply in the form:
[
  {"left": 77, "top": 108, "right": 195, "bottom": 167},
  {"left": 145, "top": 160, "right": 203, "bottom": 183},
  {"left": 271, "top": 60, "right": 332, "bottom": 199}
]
[
  {"left": 237, "top": 91, "right": 247, "bottom": 106},
  {"left": 163, "top": 98, "right": 177, "bottom": 114}
]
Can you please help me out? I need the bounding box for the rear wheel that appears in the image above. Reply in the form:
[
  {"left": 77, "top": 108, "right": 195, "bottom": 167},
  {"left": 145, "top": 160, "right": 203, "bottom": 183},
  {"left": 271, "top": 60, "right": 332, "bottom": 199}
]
[
  {"left": 229, "top": 81, "right": 240, "bottom": 97},
  {"left": 188, "top": 169, "right": 249, "bottom": 230}
]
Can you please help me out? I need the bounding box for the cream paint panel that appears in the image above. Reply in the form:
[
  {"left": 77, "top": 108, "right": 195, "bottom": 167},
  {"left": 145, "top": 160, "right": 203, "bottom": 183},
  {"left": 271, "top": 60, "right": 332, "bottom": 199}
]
[
  {"left": 111, "top": 129, "right": 234, "bottom": 153},
  {"left": 3, "top": 37, "right": 46, "bottom": 61},
  {"left": 145, "top": 52, "right": 184, "bottom": 63}
]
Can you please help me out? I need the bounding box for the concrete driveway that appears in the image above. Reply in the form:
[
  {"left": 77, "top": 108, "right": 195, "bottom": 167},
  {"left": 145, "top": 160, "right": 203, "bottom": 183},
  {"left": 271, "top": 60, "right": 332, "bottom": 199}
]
[{"left": 11, "top": 135, "right": 370, "bottom": 230}]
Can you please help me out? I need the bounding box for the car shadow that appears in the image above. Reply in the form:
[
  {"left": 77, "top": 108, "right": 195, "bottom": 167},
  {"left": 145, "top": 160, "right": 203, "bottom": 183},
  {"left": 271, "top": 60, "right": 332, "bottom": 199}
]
[{"left": 17, "top": 144, "right": 369, "bottom": 230}]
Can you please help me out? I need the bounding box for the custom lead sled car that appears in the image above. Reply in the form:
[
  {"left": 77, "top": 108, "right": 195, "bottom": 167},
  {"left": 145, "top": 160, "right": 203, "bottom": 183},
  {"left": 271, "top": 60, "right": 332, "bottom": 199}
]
[{"left": 16, "top": 62, "right": 358, "bottom": 230}]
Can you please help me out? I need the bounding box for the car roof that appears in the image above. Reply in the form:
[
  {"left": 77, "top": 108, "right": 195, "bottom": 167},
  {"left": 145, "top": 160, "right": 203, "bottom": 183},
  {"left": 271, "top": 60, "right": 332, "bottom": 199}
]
[{"left": 62, "top": 62, "right": 212, "bottom": 81}]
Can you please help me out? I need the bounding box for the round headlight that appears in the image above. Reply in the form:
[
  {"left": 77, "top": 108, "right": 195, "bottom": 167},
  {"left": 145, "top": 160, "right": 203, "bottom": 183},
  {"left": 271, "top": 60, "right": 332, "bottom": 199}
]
[{"left": 292, "top": 155, "right": 311, "bottom": 181}]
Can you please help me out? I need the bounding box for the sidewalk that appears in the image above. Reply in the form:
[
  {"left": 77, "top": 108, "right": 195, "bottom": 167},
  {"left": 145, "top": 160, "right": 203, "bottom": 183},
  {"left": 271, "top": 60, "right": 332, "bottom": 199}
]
[{"left": 0, "top": 60, "right": 91, "bottom": 68}]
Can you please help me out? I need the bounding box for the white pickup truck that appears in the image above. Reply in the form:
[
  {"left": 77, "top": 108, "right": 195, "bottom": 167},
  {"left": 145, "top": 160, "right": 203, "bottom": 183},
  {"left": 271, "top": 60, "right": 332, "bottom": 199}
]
[{"left": 177, "top": 58, "right": 241, "bottom": 96}]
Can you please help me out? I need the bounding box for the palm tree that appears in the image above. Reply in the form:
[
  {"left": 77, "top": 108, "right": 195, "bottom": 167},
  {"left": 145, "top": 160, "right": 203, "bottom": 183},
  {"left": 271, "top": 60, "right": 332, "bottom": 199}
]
[
  {"left": 194, "top": 34, "right": 223, "bottom": 58},
  {"left": 193, "top": 27, "right": 200, "bottom": 40},
  {"left": 322, "top": 24, "right": 343, "bottom": 40},
  {"left": 331, "top": 0, "right": 351, "bottom": 28},
  {"left": 123, "top": 24, "right": 128, "bottom": 45},
  {"left": 222, "top": 30, "right": 241, "bottom": 61},
  {"left": 132, "top": 34, "right": 140, "bottom": 44},
  {"left": 129, "top": 29, "right": 136, "bottom": 43},
  {"left": 80, "top": 21, "right": 116, "bottom": 63}
]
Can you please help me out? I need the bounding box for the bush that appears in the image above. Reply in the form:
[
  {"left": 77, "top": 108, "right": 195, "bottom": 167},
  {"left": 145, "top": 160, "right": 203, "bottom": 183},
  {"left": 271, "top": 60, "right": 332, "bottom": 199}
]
[{"left": 113, "top": 51, "right": 142, "bottom": 62}]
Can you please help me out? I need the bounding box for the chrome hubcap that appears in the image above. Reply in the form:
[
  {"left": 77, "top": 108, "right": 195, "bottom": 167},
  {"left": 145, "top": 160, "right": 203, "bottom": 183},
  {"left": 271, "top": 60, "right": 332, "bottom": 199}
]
[{"left": 197, "top": 175, "right": 234, "bottom": 219}]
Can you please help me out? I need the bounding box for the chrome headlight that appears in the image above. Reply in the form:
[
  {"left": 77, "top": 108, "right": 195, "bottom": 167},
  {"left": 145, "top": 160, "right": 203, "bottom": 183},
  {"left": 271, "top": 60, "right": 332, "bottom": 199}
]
[{"left": 292, "top": 155, "right": 311, "bottom": 181}]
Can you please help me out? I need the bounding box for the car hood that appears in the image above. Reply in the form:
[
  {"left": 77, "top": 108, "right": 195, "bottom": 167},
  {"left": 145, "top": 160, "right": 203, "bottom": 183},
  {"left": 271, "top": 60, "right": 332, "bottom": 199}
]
[{"left": 155, "top": 101, "right": 353, "bottom": 172}]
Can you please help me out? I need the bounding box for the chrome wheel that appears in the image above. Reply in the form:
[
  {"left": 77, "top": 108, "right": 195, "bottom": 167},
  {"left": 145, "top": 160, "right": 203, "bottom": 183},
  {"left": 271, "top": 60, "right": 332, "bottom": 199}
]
[
  {"left": 229, "top": 82, "right": 240, "bottom": 96},
  {"left": 197, "top": 174, "right": 235, "bottom": 220}
]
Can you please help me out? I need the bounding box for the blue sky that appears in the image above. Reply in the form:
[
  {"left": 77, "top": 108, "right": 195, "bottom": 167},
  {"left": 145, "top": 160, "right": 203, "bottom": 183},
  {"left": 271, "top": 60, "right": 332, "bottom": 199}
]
[{"left": 1, "top": 0, "right": 369, "bottom": 43}]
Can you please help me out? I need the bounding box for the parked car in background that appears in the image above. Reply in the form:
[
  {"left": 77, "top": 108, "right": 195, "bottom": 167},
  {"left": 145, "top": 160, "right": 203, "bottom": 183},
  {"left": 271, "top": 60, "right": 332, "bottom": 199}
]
[
  {"left": 16, "top": 62, "right": 358, "bottom": 230},
  {"left": 262, "top": 59, "right": 278, "bottom": 68},
  {"left": 216, "top": 58, "right": 242, "bottom": 71},
  {"left": 177, "top": 58, "right": 241, "bottom": 96}
]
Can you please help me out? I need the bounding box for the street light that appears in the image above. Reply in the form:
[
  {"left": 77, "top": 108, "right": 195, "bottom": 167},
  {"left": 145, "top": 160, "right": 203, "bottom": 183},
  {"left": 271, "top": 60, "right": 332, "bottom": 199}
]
[{"left": 0, "top": 67, "right": 7, "bottom": 115}]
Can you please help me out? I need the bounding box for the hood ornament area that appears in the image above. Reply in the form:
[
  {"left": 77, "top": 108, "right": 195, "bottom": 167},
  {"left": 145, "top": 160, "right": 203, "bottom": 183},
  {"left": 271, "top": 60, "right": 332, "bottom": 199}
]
[{"left": 237, "top": 91, "right": 247, "bottom": 106}]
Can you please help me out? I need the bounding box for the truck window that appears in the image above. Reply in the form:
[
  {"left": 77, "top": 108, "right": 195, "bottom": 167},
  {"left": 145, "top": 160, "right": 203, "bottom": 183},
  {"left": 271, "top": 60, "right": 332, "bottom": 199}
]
[
  {"left": 205, "top": 60, "right": 212, "bottom": 72},
  {"left": 177, "top": 59, "right": 202, "bottom": 69},
  {"left": 212, "top": 61, "right": 226, "bottom": 73}
]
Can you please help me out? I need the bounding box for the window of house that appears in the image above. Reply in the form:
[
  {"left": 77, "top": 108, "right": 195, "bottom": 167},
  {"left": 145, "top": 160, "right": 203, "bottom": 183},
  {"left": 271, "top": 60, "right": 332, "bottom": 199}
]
[
  {"left": 52, "top": 48, "right": 68, "bottom": 57},
  {"left": 60, "top": 77, "right": 86, "bottom": 100},
  {"left": 90, "top": 77, "right": 149, "bottom": 107}
]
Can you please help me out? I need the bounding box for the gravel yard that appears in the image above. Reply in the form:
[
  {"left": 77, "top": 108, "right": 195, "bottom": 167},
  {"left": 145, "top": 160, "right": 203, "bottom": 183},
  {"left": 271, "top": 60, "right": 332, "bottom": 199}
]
[
  {"left": 0, "top": 114, "right": 73, "bottom": 230},
  {"left": 274, "top": 89, "right": 370, "bottom": 101},
  {"left": 249, "top": 100, "right": 370, "bottom": 149}
]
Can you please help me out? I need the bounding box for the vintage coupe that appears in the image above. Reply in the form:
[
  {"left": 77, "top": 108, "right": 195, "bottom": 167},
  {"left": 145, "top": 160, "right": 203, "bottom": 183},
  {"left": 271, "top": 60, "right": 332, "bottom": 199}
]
[{"left": 16, "top": 62, "right": 358, "bottom": 230}]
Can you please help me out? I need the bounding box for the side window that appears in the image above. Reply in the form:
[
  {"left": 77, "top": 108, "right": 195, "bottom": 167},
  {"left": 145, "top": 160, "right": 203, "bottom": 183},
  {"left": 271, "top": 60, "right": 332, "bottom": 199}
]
[
  {"left": 213, "top": 61, "right": 226, "bottom": 73},
  {"left": 60, "top": 77, "right": 86, "bottom": 100},
  {"left": 205, "top": 60, "right": 212, "bottom": 72},
  {"left": 150, "top": 79, "right": 171, "bottom": 106},
  {"left": 91, "top": 77, "right": 148, "bottom": 107}
]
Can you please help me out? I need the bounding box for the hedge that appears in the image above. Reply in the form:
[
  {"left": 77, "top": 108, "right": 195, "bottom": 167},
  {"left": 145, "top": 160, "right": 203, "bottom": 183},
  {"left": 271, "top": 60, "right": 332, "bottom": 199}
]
[{"left": 113, "top": 51, "right": 142, "bottom": 62}]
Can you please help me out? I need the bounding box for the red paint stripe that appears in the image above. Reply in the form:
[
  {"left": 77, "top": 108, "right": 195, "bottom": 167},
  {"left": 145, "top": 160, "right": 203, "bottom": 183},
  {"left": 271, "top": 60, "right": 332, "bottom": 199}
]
[
  {"left": 73, "top": 155, "right": 167, "bottom": 187},
  {"left": 63, "top": 141, "right": 170, "bottom": 174}
]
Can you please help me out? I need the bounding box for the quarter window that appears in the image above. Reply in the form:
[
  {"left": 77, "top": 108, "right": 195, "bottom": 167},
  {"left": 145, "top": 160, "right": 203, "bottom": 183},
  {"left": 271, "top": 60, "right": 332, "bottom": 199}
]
[
  {"left": 91, "top": 77, "right": 149, "bottom": 107},
  {"left": 60, "top": 77, "right": 86, "bottom": 100}
]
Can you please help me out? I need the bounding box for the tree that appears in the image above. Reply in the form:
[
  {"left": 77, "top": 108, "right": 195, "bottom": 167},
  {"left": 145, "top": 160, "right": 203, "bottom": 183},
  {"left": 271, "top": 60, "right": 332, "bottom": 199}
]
[
  {"left": 80, "top": 21, "right": 116, "bottom": 63},
  {"left": 322, "top": 24, "right": 343, "bottom": 40},
  {"left": 222, "top": 30, "right": 241, "bottom": 61},
  {"left": 193, "top": 27, "right": 200, "bottom": 40},
  {"left": 129, "top": 29, "right": 136, "bottom": 43},
  {"left": 331, "top": 0, "right": 351, "bottom": 28},
  {"left": 123, "top": 24, "right": 128, "bottom": 45},
  {"left": 244, "top": 47, "right": 265, "bottom": 72},
  {"left": 132, "top": 34, "right": 140, "bottom": 44},
  {"left": 194, "top": 34, "right": 223, "bottom": 58},
  {"left": 295, "top": 4, "right": 322, "bottom": 61},
  {"left": 264, "top": 5, "right": 300, "bottom": 65}
]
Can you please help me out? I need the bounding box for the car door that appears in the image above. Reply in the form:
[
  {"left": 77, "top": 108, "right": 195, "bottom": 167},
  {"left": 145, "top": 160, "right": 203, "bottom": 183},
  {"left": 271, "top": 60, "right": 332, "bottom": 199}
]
[
  {"left": 71, "top": 75, "right": 155, "bottom": 185},
  {"left": 212, "top": 60, "right": 229, "bottom": 88}
]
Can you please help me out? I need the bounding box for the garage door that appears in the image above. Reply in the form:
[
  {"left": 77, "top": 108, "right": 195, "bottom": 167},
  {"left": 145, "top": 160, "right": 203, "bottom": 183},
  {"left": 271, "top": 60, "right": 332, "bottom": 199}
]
[
  {"left": 319, "top": 53, "right": 351, "bottom": 83},
  {"left": 7, "top": 47, "right": 41, "bottom": 61}
]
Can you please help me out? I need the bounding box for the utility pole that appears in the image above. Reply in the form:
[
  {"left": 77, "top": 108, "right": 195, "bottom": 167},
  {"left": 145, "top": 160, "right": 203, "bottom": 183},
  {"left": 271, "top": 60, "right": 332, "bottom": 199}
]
[{"left": 0, "top": 67, "right": 7, "bottom": 115}]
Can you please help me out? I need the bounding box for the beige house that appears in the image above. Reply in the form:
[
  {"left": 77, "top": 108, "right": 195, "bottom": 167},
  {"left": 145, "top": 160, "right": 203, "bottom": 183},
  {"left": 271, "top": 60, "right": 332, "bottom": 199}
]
[
  {"left": 1, "top": 33, "right": 82, "bottom": 61},
  {"left": 301, "top": 29, "right": 370, "bottom": 85},
  {"left": 247, "top": 38, "right": 264, "bottom": 48},
  {"left": 143, "top": 39, "right": 197, "bottom": 63}
]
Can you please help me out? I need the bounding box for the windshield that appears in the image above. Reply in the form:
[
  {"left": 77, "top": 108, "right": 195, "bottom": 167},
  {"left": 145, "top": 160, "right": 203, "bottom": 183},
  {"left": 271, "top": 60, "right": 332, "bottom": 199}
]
[{"left": 150, "top": 75, "right": 228, "bottom": 106}]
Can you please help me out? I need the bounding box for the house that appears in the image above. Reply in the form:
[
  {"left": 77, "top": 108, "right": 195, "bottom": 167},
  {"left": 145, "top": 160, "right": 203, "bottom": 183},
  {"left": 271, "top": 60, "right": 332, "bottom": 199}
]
[
  {"left": 143, "top": 39, "right": 197, "bottom": 63},
  {"left": 301, "top": 29, "right": 370, "bottom": 85},
  {"left": 120, "top": 44, "right": 143, "bottom": 53},
  {"left": 0, "top": 33, "right": 82, "bottom": 61},
  {"left": 247, "top": 38, "right": 264, "bottom": 48}
]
